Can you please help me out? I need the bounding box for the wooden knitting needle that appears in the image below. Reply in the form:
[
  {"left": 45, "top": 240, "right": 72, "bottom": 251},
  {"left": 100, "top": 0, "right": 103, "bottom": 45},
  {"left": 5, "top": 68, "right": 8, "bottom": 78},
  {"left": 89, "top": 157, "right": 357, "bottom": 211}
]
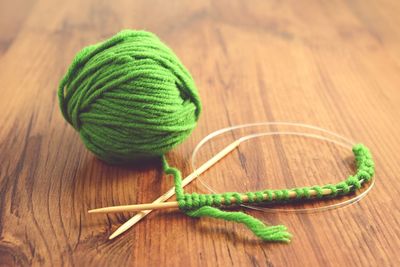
[
  {"left": 88, "top": 187, "right": 336, "bottom": 214},
  {"left": 88, "top": 139, "right": 242, "bottom": 239}
]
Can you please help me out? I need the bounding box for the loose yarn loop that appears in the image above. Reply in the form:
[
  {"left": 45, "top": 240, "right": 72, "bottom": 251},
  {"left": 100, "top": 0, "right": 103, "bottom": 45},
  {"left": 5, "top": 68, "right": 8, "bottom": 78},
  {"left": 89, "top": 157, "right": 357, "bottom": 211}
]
[
  {"left": 58, "top": 30, "right": 201, "bottom": 163},
  {"left": 162, "top": 143, "right": 374, "bottom": 242}
]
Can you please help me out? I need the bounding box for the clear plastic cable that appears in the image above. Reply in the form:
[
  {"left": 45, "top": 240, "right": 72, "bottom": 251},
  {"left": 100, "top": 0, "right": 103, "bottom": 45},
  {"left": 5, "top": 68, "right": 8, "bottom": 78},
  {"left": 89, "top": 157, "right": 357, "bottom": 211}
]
[{"left": 191, "top": 122, "right": 375, "bottom": 213}]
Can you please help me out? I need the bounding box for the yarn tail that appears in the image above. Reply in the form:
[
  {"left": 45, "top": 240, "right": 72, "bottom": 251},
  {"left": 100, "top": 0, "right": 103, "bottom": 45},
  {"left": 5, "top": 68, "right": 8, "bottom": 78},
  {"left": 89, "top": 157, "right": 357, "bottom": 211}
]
[
  {"left": 161, "top": 155, "right": 291, "bottom": 243},
  {"left": 186, "top": 206, "right": 292, "bottom": 242}
]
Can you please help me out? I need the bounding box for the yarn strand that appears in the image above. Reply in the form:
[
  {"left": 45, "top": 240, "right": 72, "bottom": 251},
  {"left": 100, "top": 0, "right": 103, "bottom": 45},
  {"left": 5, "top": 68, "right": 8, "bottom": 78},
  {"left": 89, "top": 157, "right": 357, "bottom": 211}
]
[
  {"left": 186, "top": 206, "right": 292, "bottom": 242},
  {"left": 161, "top": 156, "right": 292, "bottom": 242}
]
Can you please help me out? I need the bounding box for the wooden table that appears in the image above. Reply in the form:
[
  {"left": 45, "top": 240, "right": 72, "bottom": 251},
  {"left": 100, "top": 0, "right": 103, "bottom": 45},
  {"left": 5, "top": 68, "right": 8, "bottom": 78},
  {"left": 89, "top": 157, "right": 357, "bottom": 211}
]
[{"left": 1, "top": 0, "right": 399, "bottom": 266}]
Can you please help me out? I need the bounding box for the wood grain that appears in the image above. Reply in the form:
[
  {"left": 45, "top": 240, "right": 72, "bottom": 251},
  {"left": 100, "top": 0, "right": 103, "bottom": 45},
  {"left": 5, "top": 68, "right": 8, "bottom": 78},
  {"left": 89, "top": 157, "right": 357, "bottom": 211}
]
[{"left": 1, "top": 0, "right": 400, "bottom": 266}]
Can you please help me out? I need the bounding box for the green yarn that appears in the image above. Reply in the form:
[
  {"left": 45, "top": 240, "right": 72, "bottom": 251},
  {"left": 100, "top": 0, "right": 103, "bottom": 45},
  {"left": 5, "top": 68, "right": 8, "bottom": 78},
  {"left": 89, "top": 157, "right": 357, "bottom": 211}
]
[
  {"left": 187, "top": 206, "right": 292, "bottom": 242},
  {"left": 58, "top": 30, "right": 201, "bottom": 163},
  {"left": 58, "top": 30, "right": 375, "bottom": 243},
  {"left": 162, "top": 143, "right": 374, "bottom": 243},
  {"left": 162, "top": 155, "right": 292, "bottom": 242}
]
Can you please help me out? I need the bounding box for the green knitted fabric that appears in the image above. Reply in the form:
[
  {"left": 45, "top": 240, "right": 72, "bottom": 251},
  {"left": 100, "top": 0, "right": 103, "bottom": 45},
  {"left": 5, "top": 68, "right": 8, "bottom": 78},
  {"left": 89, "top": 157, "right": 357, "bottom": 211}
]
[
  {"left": 58, "top": 30, "right": 201, "bottom": 163},
  {"left": 58, "top": 30, "right": 375, "bottom": 243},
  {"left": 162, "top": 143, "right": 374, "bottom": 242}
]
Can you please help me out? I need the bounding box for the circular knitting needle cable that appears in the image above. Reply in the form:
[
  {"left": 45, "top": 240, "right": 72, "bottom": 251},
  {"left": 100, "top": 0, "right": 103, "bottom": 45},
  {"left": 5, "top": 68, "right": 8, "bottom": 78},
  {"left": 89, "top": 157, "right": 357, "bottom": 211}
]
[
  {"left": 90, "top": 133, "right": 374, "bottom": 214},
  {"left": 192, "top": 128, "right": 375, "bottom": 213}
]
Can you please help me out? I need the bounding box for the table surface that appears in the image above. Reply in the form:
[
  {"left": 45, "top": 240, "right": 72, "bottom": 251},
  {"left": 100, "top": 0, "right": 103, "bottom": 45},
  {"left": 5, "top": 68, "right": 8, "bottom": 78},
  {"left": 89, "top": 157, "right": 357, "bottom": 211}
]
[{"left": 1, "top": 0, "right": 400, "bottom": 266}]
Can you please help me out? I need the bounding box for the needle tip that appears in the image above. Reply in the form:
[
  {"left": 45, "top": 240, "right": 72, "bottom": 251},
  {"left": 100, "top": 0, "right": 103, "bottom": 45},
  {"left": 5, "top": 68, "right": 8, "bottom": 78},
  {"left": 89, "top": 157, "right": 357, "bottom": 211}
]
[{"left": 109, "top": 233, "right": 117, "bottom": 240}]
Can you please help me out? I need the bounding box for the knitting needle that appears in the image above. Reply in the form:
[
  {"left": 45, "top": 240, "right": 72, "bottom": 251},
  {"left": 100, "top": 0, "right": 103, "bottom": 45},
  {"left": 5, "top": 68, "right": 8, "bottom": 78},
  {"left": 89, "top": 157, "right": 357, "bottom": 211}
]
[
  {"left": 88, "top": 187, "right": 337, "bottom": 214},
  {"left": 89, "top": 139, "right": 242, "bottom": 239}
]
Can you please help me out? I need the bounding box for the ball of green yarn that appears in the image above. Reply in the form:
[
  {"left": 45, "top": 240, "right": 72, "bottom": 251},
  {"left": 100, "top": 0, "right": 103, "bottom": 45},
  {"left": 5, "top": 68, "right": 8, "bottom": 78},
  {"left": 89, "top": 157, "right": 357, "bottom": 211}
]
[{"left": 58, "top": 30, "right": 201, "bottom": 163}]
